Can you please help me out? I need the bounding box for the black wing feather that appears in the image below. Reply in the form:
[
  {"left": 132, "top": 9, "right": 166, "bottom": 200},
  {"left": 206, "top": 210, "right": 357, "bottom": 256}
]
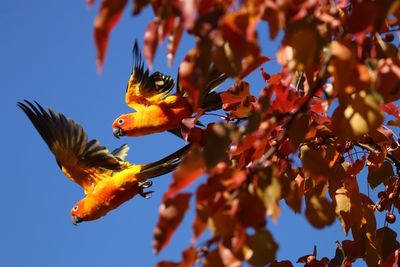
[{"left": 18, "top": 100, "right": 124, "bottom": 171}]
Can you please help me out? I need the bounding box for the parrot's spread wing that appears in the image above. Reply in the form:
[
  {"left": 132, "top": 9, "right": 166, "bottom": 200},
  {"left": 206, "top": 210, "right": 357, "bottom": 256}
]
[
  {"left": 18, "top": 101, "right": 128, "bottom": 193},
  {"left": 125, "top": 41, "right": 175, "bottom": 111}
]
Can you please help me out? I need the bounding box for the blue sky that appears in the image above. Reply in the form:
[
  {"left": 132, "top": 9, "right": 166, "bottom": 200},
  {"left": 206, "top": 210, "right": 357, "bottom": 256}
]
[{"left": 1, "top": 1, "right": 398, "bottom": 266}]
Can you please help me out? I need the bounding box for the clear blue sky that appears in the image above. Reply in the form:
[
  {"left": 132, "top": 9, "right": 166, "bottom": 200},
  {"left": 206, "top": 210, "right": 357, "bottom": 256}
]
[{"left": 1, "top": 1, "right": 397, "bottom": 266}]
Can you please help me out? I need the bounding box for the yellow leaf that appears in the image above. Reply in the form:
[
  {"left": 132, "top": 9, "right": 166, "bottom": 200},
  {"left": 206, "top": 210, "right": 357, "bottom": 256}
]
[{"left": 332, "top": 90, "right": 384, "bottom": 138}]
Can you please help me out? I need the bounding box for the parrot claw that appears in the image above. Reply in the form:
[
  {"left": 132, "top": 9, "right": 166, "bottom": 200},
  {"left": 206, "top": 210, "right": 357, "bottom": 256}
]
[
  {"left": 138, "top": 180, "right": 152, "bottom": 189},
  {"left": 139, "top": 190, "right": 154, "bottom": 199},
  {"left": 138, "top": 180, "right": 154, "bottom": 199}
]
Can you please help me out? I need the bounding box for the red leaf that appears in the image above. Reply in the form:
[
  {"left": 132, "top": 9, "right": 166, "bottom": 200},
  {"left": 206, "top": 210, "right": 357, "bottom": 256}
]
[
  {"left": 179, "top": 48, "right": 201, "bottom": 109},
  {"left": 381, "top": 102, "right": 400, "bottom": 119},
  {"left": 144, "top": 19, "right": 160, "bottom": 70},
  {"left": 382, "top": 249, "right": 400, "bottom": 267},
  {"left": 87, "top": 0, "right": 95, "bottom": 7},
  {"left": 153, "top": 193, "right": 192, "bottom": 254},
  {"left": 260, "top": 67, "right": 271, "bottom": 81},
  {"left": 163, "top": 147, "right": 205, "bottom": 201},
  {"left": 93, "top": 0, "right": 127, "bottom": 72},
  {"left": 167, "top": 23, "right": 184, "bottom": 66}
]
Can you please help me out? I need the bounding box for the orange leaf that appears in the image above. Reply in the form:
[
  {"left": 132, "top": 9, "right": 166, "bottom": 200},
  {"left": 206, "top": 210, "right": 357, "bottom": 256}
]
[
  {"left": 332, "top": 91, "right": 384, "bottom": 139},
  {"left": 163, "top": 147, "right": 205, "bottom": 201},
  {"left": 93, "top": 0, "right": 127, "bottom": 72},
  {"left": 153, "top": 193, "right": 192, "bottom": 254}
]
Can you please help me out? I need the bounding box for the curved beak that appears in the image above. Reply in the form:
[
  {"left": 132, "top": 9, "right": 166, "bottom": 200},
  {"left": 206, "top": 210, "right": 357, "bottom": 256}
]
[
  {"left": 112, "top": 127, "right": 125, "bottom": 139},
  {"left": 72, "top": 215, "right": 83, "bottom": 225}
]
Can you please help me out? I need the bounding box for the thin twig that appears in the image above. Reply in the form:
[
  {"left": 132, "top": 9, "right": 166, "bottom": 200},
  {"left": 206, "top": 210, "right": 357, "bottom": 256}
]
[
  {"left": 354, "top": 142, "right": 400, "bottom": 177},
  {"left": 250, "top": 51, "right": 334, "bottom": 171}
]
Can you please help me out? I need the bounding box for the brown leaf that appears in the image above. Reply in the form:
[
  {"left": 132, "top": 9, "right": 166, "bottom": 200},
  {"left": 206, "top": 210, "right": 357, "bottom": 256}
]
[
  {"left": 348, "top": 0, "right": 392, "bottom": 34},
  {"left": 278, "top": 27, "right": 320, "bottom": 71},
  {"left": 218, "top": 243, "right": 242, "bottom": 267},
  {"left": 156, "top": 246, "right": 197, "bottom": 267},
  {"left": 376, "top": 227, "right": 400, "bottom": 263},
  {"left": 300, "top": 144, "right": 332, "bottom": 177},
  {"left": 132, "top": 0, "right": 151, "bottom": 15},
  {"left": 204, "top": 123, "right": 237, "bottom": 169},
  {"left": 382, "top": 249, "right": 400, "bottom": 267},
  {"left": 153, "top": 193, "right": 192, "bottom": 254},
  {"left": 239, "top": 55, "right": 270, "bottom": 80},
  {"left": 255, "top": 168, "right": 282, "bottom": 221},
  {"left": 236, "top": 191, "right": 266, "bottom": 228},
  {"left": 335, "top": 178, "right": 362, "bottom": 235},
  {"left": 332, "top": 91, "right": 384, "bottom": 139},
  {"left": 269, "top": 260, "right": 294, "bottom": 267},
  {"left": 244, "top": 229, "right": 278, "bottom": 266},
  {"left": 376, "top": 58, "right": 400, "bottom": 103},
  {"left": 213, "top": 9, "right": 263, "bottom": 78},
  {"left": 93, "top": 0, "right": 127, "bottom": 72},
  {"left": 367, "top": 161, "right": 394, "bottom": 189},
  {"left": 204, "top": 249, "right": 225, "bottom": 267},
  {"left": 288, "top": 114, "right": 310, "bottom": 149},
  {"left": 221, "top": 81, "right": 256, "bottom": 118},
  {"left": 163, "top": 147, "right": 205, "bottom": 201},
  {"left": 305, "top": 195, "right": 336, "bottom": 229},
  {"left": 209, "top": 206, "right": 236, "bottom": 238},
  {"left": 192, "top": 204, "right": 208, "bottom": 240}
]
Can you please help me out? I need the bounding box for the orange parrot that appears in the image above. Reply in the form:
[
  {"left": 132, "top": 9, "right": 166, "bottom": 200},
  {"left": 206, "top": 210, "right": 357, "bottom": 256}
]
[
  {"left": 112, "top": 41, "right": 228, "bottom": 138},
  {"left": 18, "top": 100, "right": 190, "bottom": 224}
]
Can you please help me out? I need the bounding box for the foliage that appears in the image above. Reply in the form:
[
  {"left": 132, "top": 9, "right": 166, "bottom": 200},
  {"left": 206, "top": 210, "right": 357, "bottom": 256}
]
[{"left": 88, "top": 0, "right": 400, "bottom": 266}]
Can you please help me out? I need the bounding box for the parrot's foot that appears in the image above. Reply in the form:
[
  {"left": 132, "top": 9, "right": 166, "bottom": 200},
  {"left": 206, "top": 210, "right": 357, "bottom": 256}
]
[{"left": 139, "top": 180, "right": 154, "bottom": 199}]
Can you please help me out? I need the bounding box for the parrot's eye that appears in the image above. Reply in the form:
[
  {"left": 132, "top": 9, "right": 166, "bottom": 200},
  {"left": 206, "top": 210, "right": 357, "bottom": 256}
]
[
  {"left": 72, "top": 205, "right": 79, "bottom": 212},
  {"left": 118, "top": 119, "right": 124, "bottom": 125}
]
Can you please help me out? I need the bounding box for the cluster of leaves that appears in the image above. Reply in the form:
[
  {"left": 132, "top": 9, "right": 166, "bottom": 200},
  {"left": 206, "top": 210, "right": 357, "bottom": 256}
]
[{"left": 88, "top": 0, "right": 400, "bottom": 266}]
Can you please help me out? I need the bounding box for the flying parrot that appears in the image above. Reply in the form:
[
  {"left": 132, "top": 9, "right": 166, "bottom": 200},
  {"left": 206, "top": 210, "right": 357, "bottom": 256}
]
[
  {"left": 18, "top": 100, "right": 190, "bottom": 225},
  {"left": 112, "top": 41, "right": 228, "bottom": 138}
]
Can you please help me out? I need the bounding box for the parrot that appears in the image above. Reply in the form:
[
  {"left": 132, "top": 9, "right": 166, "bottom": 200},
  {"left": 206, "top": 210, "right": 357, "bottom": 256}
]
[
  {"left": 18, "top": 100, "right": 190, "bottom": 224},
  {"left": 111, "top": 41, "right": 228, "bottom": 139}
]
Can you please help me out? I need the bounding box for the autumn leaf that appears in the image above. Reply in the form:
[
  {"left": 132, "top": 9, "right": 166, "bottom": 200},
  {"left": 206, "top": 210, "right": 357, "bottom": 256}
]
[
  {"left": 334, "top": 182, "right": 362, "bottom": 235},
  {"left": 305, "top": 194, "right": 336, "bottom": 229},
  {"left": 153, "top": 193, "right": 192, "bottom": 254},
  {"left": 236, "top": 191, "right": 266, "bottom": 228},
  {"left": 213, "top": 8, "right": 265, "bottom": 78},
  {"left": 163, "top": 147, "right": 205, "bottom": 201},
  {"left": 244, "top": 229, "right": 278, "bottom": 266},
  {"left": 208, "top": 205, "right": 236, "bottom": 238},
  {"left": 376, "top": 58, "right": 400, "bottom": 103},
  {"left": 300, "top": 144, "right": 332, "bottom": 177},
  {"left": 332, "top": 90, "right": 384, "bottom": 139},
  {"left": 93, "top": 0, "right": 127, "bottom": 72},
  {"left": 277, "top": 26, "right": 320, "bottom": 71},
  {"left": 376, "top": 227, "right": 400, "bottom": 263},
  {"left": 269, "top": 260, "right": 294, "bottom": 267},
  {"left": 255, "top": 168, "right": 282, "bottom": 221},
  {"left": 367, "top": 161, "right": 394, "bottom": 189},
  {"left": 288, "top": 114, "right": 310, "bottom": 149},
  {"left": 156, "top": 246, "right": 197, "bottom": 267},
  {"left": 204, "top": 123, "right": 237, "bottom": 169},
  {"left": 221, "top": 81, "right": 256, "bottom": 118},
  {"left": 204, "top": 249, "right": 225, "bottom": 267}
]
